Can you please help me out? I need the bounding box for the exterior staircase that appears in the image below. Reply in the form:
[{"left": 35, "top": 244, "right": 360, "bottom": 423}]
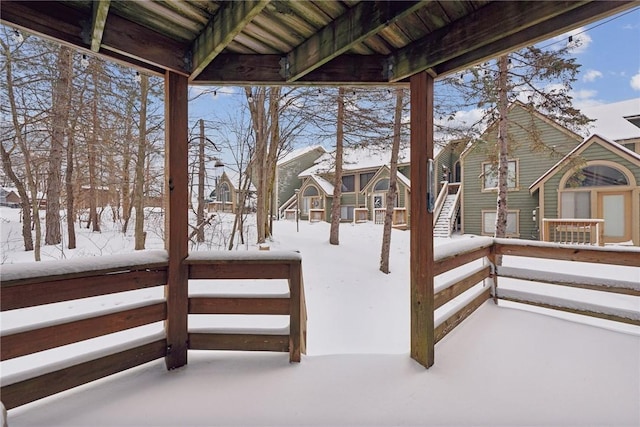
[{"left": 433, "top": 183, "right": 461, "bottom": 238}]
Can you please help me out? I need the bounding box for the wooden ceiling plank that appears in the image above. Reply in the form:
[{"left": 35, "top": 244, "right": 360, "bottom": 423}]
[
  {"left": 285, "top": 1, "right": 427, "bottom": 82},
  {"left": 100, "top": 11, "right": 190, "bottom": 74},
  {"left": 189, "top": 0, "right": 270, "bottom": 81},
  {"left": 433, "top": 0, "right": 639, "bottom": 77},
  {"left": 90, "top": 0, "right": 111, "bottom": 52},
  {"left": 389, "top": 0, "right": 591, "bottom": 82}
]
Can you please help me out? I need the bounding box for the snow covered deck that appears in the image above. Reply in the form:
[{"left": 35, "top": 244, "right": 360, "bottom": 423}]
[{"left": 7, "top": 303, "right": 639, "bottom": 426}]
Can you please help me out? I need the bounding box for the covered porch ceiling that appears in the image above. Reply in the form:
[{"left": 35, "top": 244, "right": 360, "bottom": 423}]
[{"left": 1, "top": 0, "right": 636, "bottom": 85}]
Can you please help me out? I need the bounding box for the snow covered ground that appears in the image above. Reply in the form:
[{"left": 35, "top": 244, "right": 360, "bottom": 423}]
[{"left": 1, "top": 208, "right": 639, "bottom": 425}]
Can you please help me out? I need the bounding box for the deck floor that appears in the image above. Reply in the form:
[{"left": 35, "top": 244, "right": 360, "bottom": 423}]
[{"left": 8, "top": 303, "right": 640, "bottom": 426}]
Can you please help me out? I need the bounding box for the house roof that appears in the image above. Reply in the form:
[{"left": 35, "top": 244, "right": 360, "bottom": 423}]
[
  {"left": 459, "top": 101, "right": 583, "bottom": 161},
  {"left": 277, "top": 145, "right": 326, "bottom": 166},
  {"left": 529, "top": 134, "right": 640, "bottom": 194},
  {"left": 298, "top": 145, "right": 410, "bottom": 177},
  {"left": 305, "top": 175, "right": 335, "bottom": 197},
  {"left": 221, "top": 170, "right": 256, "bottom": 192},
  {"left": 2, "top": 2, "right": 628, "bottom": 85},
  {"left": 360, "top": 165, "right": 411, "bottom": 193},
  {"left": 582, "top": 98, "right": 640, "bottom": 142}
]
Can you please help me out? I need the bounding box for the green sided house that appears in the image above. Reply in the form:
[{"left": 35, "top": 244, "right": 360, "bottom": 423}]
[
  {"left": 460, "top": 98, "right": 640, "bottom": 246},
  {"left": 296, "top": 146, "right": 412, "bottom": 226},
  {"left": 530, "top": 135, "right": 640, "bottom": 245}
]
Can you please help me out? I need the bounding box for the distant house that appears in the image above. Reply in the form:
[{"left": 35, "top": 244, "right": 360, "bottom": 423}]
[
  {"left": 459, "top": 99, "right": 640, "bottom": 245},
  {"left": 0, "top": 187, "right": 21, "bottom": 208},
  {"left": 275, "top": 145, "right": 326, "bottom": 219},
  {"left": 208, "top": 170, "right": 256, "bottom": 213},
  {"left": 460, "top": 102, "right": 583, "bottom": 240},
  {"left": 295, "top": 146, "right": 412, "bottom": 226}
]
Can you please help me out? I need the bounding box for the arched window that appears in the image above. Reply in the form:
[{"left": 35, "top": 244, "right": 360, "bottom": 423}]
[
  {"left": 220, "top": 183, "right": 230, "bottom": 203},
  {"left": 303, "top": 186, "right": 318, "bottom": 197},
  {"left": 565, "top": 165, "right": 629, "bottom": 188},
  {"left": 373, "top": 178, "right": 389, "bottom": 192}
]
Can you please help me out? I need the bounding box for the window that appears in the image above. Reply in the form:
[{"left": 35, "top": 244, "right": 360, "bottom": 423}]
[
  {"left": 482, "top": 161, "right": 517, "bottom": 190},
  {"left": 565, "top": 165, "right": 629, "bottom": 188},
  {"left": 482, "top": 210, "right": 519, "bottom": 236},
  {"left": 373, "top": 194, "right": 384, "bottom": 209},
  {"left": 341, "top": 175, "right": 355, "bottom": 192},
  {"left": 373, "top": 178, "right": 389, "bottom": 192},
  {"left": 303, "top": 186, "right": 318, "bottom": 197},
  {"left": 560, "top": 192, "right": 590, "bottom": 218},
  {"left": 359, "top": 172, "right": 375, "bottom": 191},
  {"left": 340, "top": 205, "right": 354, "bottom": 220},
  {"left": 220, "top": 183, "right": 231, "bottom": 203}
]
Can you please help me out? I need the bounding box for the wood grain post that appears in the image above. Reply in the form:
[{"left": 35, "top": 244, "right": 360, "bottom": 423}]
[
  {"left": 288, "top": 260, "right": 302, "bottom": 362},
  {"left": 410, "top": 71, "right": 435, "bottom": 368},
  {"left": 164, "top": 71, "right": 189, "bottom": 370}
]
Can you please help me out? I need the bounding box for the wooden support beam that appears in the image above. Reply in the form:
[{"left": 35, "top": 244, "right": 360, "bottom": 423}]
[
  {"left": 388, "top": 0, "right": 590, "bottom": 81},
  {"left": 90, "top": 0, "right": 110, "bottom": 52},
  {"left": 0, "top": 1, "right": 189, "bottom": 75},
  {"left": 410, "top": 71, "right": 435, "bottom": 368},
  {"left": 195, "top": 54, "right": 405, "bottom": 85},
  {"left": 285, "top": 1, "right": 425, "bottom": 82},
  {"left": 434, "top": 1, "right": 637, "bottom": 77},
  {"left": 164, "top": 71, "right": 189, "bottom": 370},
  {"left": 189, "top": 0, "right": 269, "bottom": 81}
]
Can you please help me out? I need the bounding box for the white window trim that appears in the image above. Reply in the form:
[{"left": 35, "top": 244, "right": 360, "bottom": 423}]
[
  {"left": 481, "top": 209, "right": 520, "bottom": 237},
  {"left": 481, "top": 159, "right": 519, "bottom": 192}
]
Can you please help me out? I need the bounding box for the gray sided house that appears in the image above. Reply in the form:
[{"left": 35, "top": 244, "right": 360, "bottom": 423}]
[
  {"left": 276, "top": 145, "right": 326, "bottom": 218},
  {"left": 460, "top": 102, "right": 583, "bottom": 240},
  {"left": 530, "top": 135, "right": 640, "bottom": 245}
]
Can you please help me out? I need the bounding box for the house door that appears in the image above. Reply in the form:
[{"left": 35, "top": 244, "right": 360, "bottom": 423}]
[{"left": 597, "top": 191, "right": 631, "bottom": 243}]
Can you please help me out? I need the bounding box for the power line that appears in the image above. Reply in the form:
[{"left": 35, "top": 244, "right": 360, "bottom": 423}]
[{"left": 538, "top": 6, "right": 640, "bottom": 50}]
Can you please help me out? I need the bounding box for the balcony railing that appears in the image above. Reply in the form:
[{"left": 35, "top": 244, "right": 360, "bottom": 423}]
[
  {"left": 0, "top": 250, "right": 306, "bottom": 410},
  {"left": 542, "top": 218, "right": 605, "bottom": 246},
  {"left": 1, "top": 239, "right": 638, "bottom": 410}
]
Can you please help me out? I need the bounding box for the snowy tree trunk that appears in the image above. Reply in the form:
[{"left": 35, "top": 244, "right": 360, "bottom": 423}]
[
  {"left": 65, "top": 127, "right": 76, "bottom": 249},
  {"left": 380, "top": 88, "right": 404, "bottom": 273},
  {"left": 495, "top": 55, "right": 510, "bottom": 242},
  {"left": 87, "top": 62, "right": 101, "bottom": 232},
  {"left": 45, "top": 46, "right": 72, "bottom": 245},
  {"left": 134, "top": 74, "right": 149, "bottom": 250},
  {"left": 330, "top": 87, "right": 345, "bottom": 245}
]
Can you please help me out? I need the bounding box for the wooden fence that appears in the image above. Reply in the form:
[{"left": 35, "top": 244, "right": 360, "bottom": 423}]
[{"left": 0, "top": 250, "right": 307, "bottom": 410}]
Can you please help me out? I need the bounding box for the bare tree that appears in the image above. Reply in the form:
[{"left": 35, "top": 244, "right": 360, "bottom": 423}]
[
  {"left": 329, "top": 87, "right": 345, "bottom": 245},
  {"left": 45, "top": 45, "right": 72, "bottom": 245},
  {"left": 380, "top": 88, "right": 405, "bottom": 273},
  {"left": 133, "top": 73, "right": 149, "bottom": 250}
]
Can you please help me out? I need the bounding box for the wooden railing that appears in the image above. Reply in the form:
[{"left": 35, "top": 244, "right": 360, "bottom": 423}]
[
  {"left": 1, "top": 239, "right": 636, "bottom": 410},
  {"left": 186, "top": 251, "right": 307, "bottom": 362},
  {"left": 0, "top": 250, "right": 307, "bottom": 410},
  {"left": 493, "top": 239, "right": 640, "bottom": 325},
  {"left": 542, "top": 218, "right": 605, "bottom": 246},
  {"left": 432, "top": 181, "right": 449, "bottom": 226},
  {"left": 433, "top": 237, "right": 494, "bottom": 343},
  {"left": 0, "top": 251, "right": 170, "bottom": 410}
]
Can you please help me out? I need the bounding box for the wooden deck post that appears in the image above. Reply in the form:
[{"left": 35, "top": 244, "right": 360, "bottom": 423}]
[
  {"left": 410, "top": 71, "right": 435, "bottom": 368},
  {"left": 164, "top": 71, "right": 189, "bottom": 370}
]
